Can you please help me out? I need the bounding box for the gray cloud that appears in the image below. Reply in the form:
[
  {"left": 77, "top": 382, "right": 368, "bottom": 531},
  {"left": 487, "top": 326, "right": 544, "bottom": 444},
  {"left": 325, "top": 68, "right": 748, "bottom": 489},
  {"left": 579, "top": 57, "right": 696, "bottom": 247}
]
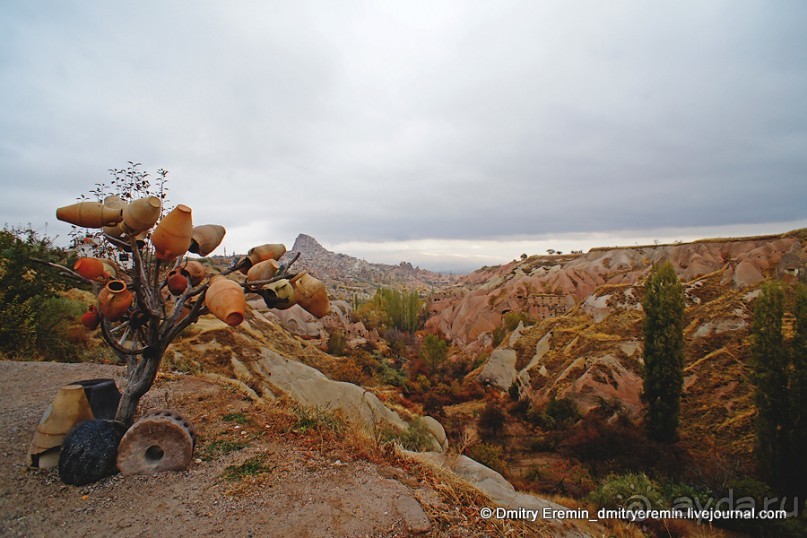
[{"left": 1, "top": 1, "right": 805, "bottom": 266}]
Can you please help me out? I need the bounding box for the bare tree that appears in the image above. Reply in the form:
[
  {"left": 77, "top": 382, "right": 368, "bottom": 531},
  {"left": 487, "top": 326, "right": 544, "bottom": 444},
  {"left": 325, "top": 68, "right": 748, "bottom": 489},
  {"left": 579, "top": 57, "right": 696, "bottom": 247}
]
[{"left": 37, "top": 166, "right": 328, "bottom": 426}]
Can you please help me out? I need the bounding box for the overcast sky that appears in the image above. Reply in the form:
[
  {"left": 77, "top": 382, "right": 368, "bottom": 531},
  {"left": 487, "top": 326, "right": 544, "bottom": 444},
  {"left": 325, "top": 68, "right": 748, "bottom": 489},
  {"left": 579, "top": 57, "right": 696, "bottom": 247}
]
[{"left": 1, "top": 1, "right": 805, "bottom": 272}]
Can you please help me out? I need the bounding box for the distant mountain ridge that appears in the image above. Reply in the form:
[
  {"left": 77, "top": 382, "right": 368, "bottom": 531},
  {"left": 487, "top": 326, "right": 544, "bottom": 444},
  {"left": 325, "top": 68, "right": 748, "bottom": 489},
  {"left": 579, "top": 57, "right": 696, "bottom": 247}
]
[{"left": 284, "top": 234, "right": 458, "bottom": 299}]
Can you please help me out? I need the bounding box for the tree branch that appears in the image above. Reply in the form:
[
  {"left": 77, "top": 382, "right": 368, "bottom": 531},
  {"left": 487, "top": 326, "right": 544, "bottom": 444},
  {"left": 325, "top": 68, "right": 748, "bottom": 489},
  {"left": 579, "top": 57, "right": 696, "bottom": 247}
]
[{"left": 29, "top": 258, "right": 97, "bottom": 287}]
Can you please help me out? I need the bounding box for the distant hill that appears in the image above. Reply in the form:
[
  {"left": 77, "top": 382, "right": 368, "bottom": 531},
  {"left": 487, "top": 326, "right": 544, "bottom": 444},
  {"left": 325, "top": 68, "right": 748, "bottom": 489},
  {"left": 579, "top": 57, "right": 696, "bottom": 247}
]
[{"left": 281, "top": 234, "right": 459, "bottom": 299}]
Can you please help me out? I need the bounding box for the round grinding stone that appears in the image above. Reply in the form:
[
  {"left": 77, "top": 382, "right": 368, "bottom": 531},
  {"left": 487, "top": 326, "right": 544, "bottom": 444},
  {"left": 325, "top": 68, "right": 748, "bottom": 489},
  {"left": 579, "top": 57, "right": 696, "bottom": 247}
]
[
  {"left": 142, "top": 409, "right": 197, "bottom": 448},
  {"left": 116, "top": 415, "right": 194, "bottom": 476}
]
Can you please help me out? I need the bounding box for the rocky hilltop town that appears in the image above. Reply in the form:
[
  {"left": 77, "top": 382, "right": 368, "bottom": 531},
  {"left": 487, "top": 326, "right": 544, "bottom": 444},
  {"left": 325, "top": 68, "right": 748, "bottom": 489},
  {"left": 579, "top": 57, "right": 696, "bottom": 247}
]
[{"left": 284, "top": 234, "right": 459, "bottom": 300}]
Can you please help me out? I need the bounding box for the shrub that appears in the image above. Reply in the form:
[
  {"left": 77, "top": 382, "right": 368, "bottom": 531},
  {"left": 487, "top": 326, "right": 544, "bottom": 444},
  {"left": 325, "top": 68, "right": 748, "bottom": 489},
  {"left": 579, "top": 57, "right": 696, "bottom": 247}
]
[
  {"left": 327, "top": 329, "right": 347, "bottom": 356},
  {"left": 329, "top": 359, "right": 367, "bottom": 385},
  {"left": 0, "top": 226, "right": 72, "bottom": 360},
  {"left": 33, "top": 296, "right": 87, "bottom": 361},
  {"left": 468, "top": 443, "right": 505, "bottom": 474},
  {"left": 379, "top": 418, "right": 434, "bottom": 452},
  {"left": 292, "top": 404, "right": 344, "bottom": 434},
  {"left": 378, "top": 360, "right": 407, "bottom": 387},
  {"left": 477, "top": 402, "right": 506, "bottom": 441},
  {"left": 587, "top": 472, "right": 666, "bottom": 510},
  {"left": 527, "top": 397, "right": 580, "bottom": 430}
]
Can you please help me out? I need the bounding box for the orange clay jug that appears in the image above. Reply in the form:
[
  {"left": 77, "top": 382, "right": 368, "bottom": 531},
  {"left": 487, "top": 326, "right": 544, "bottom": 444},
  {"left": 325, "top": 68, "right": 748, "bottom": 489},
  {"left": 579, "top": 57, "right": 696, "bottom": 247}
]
[
  {"left": 189, "top": 225, "right": 226, "bottom": 257},
  {"left": 97, "top": 280, "right": 133, "bottom": 321},
  {"left": 56, "top": 202, "right": 122, "bottom": 228},
  {"left": 204, "top": 275, "right": 245, "bottom": 326},
  {"left": 121, "top": 196, "right": 161, "bottom": 235},
  {"left": 151, "top": 205, "right": 193, "bottom": 261},
  {"left": 290, "top": 271, "right": 330, "bottom": 318}
]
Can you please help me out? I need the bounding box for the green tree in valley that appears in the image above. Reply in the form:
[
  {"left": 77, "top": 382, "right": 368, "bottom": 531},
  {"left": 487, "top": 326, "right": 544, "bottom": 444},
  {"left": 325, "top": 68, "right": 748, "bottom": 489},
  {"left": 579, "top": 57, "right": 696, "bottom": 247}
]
[
  {"left": 641, "top": 261, "right": 685, "bottom": 443},
  {"left": 477, "top": 402, "right": 506, "bottom": 441},
  {"left": 420, "top": 333, "right": 448, "bottom": 375},
  {"left": 751, "top": 281, "right": 807, "bottom": 496},
  {"left": 792, "top": 284, "right": 807, "bottom": 498}
]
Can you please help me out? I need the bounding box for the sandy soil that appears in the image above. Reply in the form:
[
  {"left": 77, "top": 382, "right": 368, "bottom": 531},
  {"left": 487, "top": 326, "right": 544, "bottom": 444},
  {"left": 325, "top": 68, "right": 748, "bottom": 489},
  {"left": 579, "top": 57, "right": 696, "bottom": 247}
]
[{"left": 0, "top": 360, "right": 460, "bottom": 537}]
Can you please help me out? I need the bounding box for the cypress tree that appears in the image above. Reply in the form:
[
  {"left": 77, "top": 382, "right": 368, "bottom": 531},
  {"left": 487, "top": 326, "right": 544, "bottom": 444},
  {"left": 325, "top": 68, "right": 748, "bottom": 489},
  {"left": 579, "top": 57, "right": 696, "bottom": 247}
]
[
  {"left": 752, "top": 281, "right": 807, "bottom": 496},
  {"left": 641, "top": 261, "right": 685, "bottom": 443},
  {"left": 792, "top": 284, "right": 807, "bottom": 497},
  {"left": 750, "top": 281, "right": 789, "bottom": 488}
]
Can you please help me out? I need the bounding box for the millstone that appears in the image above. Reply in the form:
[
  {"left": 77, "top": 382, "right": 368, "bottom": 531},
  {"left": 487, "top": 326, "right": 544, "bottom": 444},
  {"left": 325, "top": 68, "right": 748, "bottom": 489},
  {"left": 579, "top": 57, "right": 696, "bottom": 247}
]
[
  {"left": 142, "top": 409, "right": 197, "bottom": 448},
  {"left": 59, "top": 419, "right": 127, "bottom": 485},
  {"left": 116, "top": 414, "right": 194, "bottom": 476}
]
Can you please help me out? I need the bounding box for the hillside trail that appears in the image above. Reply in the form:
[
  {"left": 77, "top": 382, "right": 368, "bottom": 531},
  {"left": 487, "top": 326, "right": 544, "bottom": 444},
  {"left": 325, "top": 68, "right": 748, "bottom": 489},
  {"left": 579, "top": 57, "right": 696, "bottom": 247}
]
[{"left": 0, "top": 360, "right": 459, "bottom": 537}]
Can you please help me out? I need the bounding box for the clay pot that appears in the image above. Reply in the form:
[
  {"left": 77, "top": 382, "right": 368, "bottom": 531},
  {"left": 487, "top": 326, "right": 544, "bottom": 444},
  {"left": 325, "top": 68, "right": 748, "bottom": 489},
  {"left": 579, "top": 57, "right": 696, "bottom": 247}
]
[
  {"left": 81, "top": 306, "right": 101, "bottom": 330},
  {"left": 103, "top": 222, "right": 125, "bottom": 238},
  {"left": 290, "top": 271, "right": 330, "bottom": 318},
  {"left": 28, "top": 384, "right": 94, "bottom": 469},
  {"left": 204, "top": 276, "right": 246, "bottom": 326},
  {"left": 166, "top": 269, "right": 190, "bottom": 295},
  {"left": 189, "top": 225, "right": 226, "bottom": 257},
  {"left": 73, "top": 258, "right": 109, "bottom": 281},
  {"left": 69, "top": 379, "right": 121, "bottom": 421},
  {"left": 104, "top": 195, "right": 126, "bottom": 209},
  {"left": 100, "top": 260, "right": 117, "bottom": 279},
  {"left": 247, "top": 259, "right": 279, "bottom": 284},
  {"left": 182, "top": 260, "right": 207, "bottom": 286},
  {"left": 239, "top": 243, "right": 286, "bottom": 274},
  {"left": 102, "top": 196, "right": 128, "bottom": 237},
  {"left": 122, "top": 196, "right": 162, "bottom": 235},
  {"left": 151, "top": 205, "right": 193, "bottom": 261},
  {"left": 97, "top": 280, "right": 133, "bottom": 321},
  {"left": 264, "top": 279, "right": 296, "bottom": 310},
  {"left": 56, "top": 202, "right": 123, "bottom": 229}
]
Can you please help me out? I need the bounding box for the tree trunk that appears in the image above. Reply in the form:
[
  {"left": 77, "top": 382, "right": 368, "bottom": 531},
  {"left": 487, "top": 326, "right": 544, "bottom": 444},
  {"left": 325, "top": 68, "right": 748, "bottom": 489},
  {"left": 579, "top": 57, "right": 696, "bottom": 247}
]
[{"left": 115, "top": 346, "right": 163, "bottom": 426}]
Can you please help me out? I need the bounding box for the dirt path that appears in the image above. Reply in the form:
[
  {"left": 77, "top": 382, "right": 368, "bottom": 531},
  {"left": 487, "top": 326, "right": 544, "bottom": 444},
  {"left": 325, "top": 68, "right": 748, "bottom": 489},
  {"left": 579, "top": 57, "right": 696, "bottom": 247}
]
[{"left": 0, "top": 361, "right": 451, "bottom": 537}]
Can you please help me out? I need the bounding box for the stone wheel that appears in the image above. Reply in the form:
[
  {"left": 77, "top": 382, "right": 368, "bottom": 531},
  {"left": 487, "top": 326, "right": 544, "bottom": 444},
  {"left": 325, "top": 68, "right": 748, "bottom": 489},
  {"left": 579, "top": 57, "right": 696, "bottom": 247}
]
[
  {"left": 116, "top": 413, "right": 194, "bottom": 477},
  {"left": 142, "top": 409, "right": 197, "bottom": 448}
]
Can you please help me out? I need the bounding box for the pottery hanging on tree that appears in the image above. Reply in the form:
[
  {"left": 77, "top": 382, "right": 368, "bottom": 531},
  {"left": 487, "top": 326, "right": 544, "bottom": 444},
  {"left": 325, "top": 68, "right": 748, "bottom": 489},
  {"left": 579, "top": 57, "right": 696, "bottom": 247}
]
[
  {"left": 121, "top": 196, "right": 162, "bottom": 235},
  {"left": 290, "top": 271, "right": 330, "bottom": 318},
  {"left": 239, "top": 243, "right": 286, "bottom": 274},
  {"left": 97, "top": 280, "right": 133, "bottom": 321},
  {"left": 166, "top": 268, "right": 190, "bottom": 296},
  {"left": 151, "top": 205, "right": 193, "bottom": 261},
  {"left": 182, "top": 260, "right": 207, "bottom": 286},
  {"left": 80, "top": 305, "right": 101, "bottom": 330},
  {"left": 102, "top": 195, "right": 128, "bottom": 238},
  {"left": 56, "top": 202, "right": 123, "bottom": 229},
  {"left": 189, "top": 225, "right": 226, "bottom": 257},
  {"left": 204, "top": 275, "right": 246, "bottom": 326},
  {"left": 73, "top": 258, "right": 109, "bottom": 281},
  {"left": 246, "top": 259, "right": 279, "bottom": 285},
  {"left": 264, "top": 279, "right": 296, "bottom": 310}
]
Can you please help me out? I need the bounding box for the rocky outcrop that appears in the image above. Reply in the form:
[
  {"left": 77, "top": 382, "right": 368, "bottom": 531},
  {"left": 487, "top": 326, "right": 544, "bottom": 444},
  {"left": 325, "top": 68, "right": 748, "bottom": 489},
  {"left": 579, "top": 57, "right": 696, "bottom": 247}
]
[
  {"left": 425, "top": 232, "right": 807, "bottom": 357},
  {"left": 477, "top": 349, "right": 518, "bottom": 390},
  {"left": 237, "top": 347, "right": 408, "bottom": 432},
  {"left": 284, "top": 234, "right": 458, "bottom": 299}
]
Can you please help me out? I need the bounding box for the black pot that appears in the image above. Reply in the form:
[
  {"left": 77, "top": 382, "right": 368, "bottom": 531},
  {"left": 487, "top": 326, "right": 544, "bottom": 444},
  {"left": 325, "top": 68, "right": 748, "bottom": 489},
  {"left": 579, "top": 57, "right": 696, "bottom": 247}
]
[{"left": 69, "top": 378, "right": 121, "bottom": 420}]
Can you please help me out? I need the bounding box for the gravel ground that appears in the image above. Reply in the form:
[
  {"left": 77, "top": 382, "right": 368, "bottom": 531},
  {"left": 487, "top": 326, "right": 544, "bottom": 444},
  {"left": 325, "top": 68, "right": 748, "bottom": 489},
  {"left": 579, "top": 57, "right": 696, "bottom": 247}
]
[{"left": 0, "top": 360, "right": 439, "bottom": 537}]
